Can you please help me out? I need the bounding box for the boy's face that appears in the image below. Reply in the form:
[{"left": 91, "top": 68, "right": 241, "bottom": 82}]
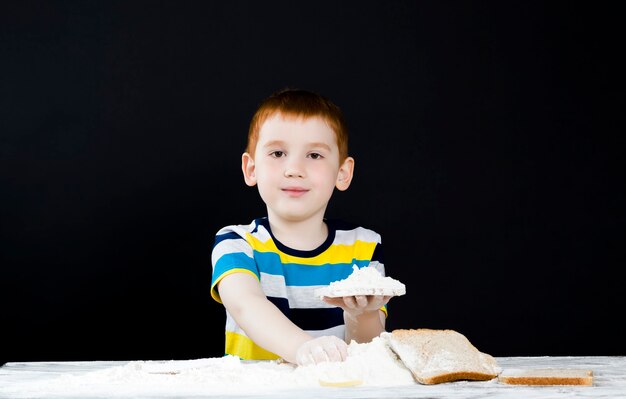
[{"left": 242, "top": 113, "right": 354, "bottom": 223}]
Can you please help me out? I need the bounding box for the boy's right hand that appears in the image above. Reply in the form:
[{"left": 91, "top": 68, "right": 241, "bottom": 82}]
[{"left": 295, "top": 335, "right": 348, "bottom": 366}]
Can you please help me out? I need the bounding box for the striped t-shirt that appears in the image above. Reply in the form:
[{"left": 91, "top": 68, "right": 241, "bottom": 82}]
[{"left": 210, "top": 217, "right": 386, "bottom": 360}]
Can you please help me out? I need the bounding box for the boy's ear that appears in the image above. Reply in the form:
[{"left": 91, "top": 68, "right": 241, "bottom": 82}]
[
  {"left": 241, "top": 152, "right": 257, "bottom": 187},
  {"left": 336, "top": 156, "right": 355, "bottom": 191}
]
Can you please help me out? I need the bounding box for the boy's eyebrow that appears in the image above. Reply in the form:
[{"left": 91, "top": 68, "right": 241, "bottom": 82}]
[
  {"left": 261, "top": 140, "right": 286, "bottom": 148},
  {"left": 261, "top": 140, "right": 333, "bottom": 151},
  {"left": 307, "top": 142, "right": 332, "bottom": 151}
]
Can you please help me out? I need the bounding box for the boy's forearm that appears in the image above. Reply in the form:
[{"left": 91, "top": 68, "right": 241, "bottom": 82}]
[
  {"left": 219, "top": 273, "right": 313, "bottom": 363},
  {"left": 344, "top": 309, "right": 386, "bottom": 343},
  {"left": 233, "top": 296, "right": 312, "bottom": 363}
]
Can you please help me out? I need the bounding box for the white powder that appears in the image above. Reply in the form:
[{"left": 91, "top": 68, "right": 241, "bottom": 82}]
[
  {"left": 4, "top": 337, "right": 415, "bottom": 397},
  {"left": 296, "top": 336, "right": 414, "bottom": 386},
  {"left": 314, "top": 265, "right": 406, "bottom": 298}
]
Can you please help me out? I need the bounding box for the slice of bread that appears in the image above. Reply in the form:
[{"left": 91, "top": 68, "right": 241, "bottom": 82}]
[
  {"left": 384, "top": 328, "right": 500, "bottom": 385},
  {"left": 498, "top": 368, "right": 593, "bottom": 386}
]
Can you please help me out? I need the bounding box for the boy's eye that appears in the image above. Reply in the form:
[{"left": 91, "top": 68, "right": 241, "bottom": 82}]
[
  {"left": 308, "top": 153, "right": 323, "bottom": 160},
  {"left": 270, "top": 151, "right": 284, "bottom": 158}
]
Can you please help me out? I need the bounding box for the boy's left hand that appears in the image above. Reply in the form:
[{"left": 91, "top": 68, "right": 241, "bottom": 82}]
[{"left": 322, "top": 295, "right": 391, "bottom": 318}]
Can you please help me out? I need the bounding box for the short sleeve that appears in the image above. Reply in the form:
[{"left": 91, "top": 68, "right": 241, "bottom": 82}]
[{"left": 210, "top": 230, "right": 259, "bottom": 303}]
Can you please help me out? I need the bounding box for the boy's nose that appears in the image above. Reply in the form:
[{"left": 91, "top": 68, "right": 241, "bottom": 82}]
[{"left": 284, "top": 161, "right": 305, "bottom": 178}]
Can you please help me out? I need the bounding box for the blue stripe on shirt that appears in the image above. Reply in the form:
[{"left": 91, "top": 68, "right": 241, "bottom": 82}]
[
  {"left": 213, "top": 252, "right": 259, "bottom": 281},
  {"left": 253, "top": 251, "right": 371, "bottom": 286}
]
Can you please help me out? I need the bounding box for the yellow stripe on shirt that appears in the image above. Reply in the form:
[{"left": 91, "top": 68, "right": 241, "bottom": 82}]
[
  {"left": 225, "top": 331, "right": 280, "bottom": 361},
  {"left": 246, "top": 233, "right": 377, "bottom": 266}
]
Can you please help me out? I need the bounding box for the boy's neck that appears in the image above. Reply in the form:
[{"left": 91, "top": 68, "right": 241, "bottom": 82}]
[{"left": 267, "top": 215, "right": 328, "bottom": 251}]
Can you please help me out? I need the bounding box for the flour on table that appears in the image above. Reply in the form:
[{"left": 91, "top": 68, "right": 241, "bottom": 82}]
[
  {"left": 314, "top": 264, "right": 406, "bottom": 298},
  {"left": 296, "top": 336, "right": 414, "bottom": 386},
  {"left": 2, "top": 337, "right": 414, "bottom": 397}
]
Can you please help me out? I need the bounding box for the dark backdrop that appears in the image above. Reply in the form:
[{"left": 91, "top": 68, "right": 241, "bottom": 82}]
[{"left": 1, "top": 1, "right": 624, "bottom": 365}]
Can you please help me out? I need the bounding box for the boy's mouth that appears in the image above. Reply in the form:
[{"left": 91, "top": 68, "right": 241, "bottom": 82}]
[{"left": 282, "top": 187, "right": 309, "bottom": 197}]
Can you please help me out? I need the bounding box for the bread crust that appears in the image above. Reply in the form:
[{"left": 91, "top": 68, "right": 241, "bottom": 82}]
[
  {"left": 419, "top": 371, "right": 499, "bottom": 385},
  {"left": 498, "top": 369, "right": 593, "bottom": 386}
]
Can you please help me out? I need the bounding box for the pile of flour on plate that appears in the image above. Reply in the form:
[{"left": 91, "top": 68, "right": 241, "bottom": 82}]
[{"left": 314, "top": 264, "right": 406, "bottom": 298}]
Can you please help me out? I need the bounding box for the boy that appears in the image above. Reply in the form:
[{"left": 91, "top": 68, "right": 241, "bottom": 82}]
[{"left": 211, "top": 88, "right": 393, "bottom": 366}]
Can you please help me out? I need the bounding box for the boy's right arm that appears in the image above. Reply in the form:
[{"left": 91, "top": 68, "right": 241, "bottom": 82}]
[{"left": 218, "top": 272, "right": 348, "bottom": 365}]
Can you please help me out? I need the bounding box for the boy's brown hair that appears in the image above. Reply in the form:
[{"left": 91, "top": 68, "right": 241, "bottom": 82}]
[{"left": 246, "top": 88, "right": 349, "bottom": 161}]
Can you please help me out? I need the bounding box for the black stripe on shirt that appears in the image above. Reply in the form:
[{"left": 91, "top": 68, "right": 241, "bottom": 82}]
[{"left": 267, "top": 296, "right": 344, "bottom": 330}]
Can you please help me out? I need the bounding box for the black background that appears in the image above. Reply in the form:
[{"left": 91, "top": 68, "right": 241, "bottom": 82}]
[{"left": 1, "top": 1, "right": 624, "bottom": 365}]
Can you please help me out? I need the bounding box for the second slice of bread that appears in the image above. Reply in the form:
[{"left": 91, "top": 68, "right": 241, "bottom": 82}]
[{"left": 498, "top": 368, "right": 593, "bottom": 386}]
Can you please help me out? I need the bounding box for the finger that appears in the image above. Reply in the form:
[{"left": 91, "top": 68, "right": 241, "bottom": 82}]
[
  {"left": 367, "top": 295, "right": 390, "bottom": 309},
  {"left": 298, "top": 351, "right": 314, "bottom": 366},
  {"left": 354, "top": 295, "right": 368, "bottom": 308},
  {"left": 322, "top": 297, "right": 344, "bottom": 307},
  {"left": 370, "top": 295, "right": 389, "bottom": 307},
  {"left": 305, "top": 354, "right": 315, "bottom": 366},
  {"left": 324, "top": 344, "right": 343, "bottom": 362},
  {"left": 366, "top": 295, "right": 380, "bottom": 307},
  {"left": 311, "top": 345, "right": 330, "bottom": 364},
  {"left": 326, "top": 337, "right": 348, "bottom": 362},
  {"left": 336, "top": 339, "right": 348, "bottom": 361},
  {"left": 343, "top": 296, "right": 357, "bottom": 309}
]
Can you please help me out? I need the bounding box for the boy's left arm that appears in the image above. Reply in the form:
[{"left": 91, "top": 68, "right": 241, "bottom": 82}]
[{"left": 323, "top": 295, "right": 391, "bottom": 343}]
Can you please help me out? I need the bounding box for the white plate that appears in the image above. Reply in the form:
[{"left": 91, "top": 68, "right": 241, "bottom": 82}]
[{"left": 314, "top": 286, "right": 406, "bottom": 298}]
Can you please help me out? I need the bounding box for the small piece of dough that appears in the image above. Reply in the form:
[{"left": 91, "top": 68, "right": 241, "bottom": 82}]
[{"left": 318, "top": 379, "right": 363, "bottom": 387}]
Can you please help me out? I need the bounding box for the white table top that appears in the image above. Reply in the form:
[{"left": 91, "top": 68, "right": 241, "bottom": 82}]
[{"left": 1, "top": 356, "right": 625, "bottom": 398}]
